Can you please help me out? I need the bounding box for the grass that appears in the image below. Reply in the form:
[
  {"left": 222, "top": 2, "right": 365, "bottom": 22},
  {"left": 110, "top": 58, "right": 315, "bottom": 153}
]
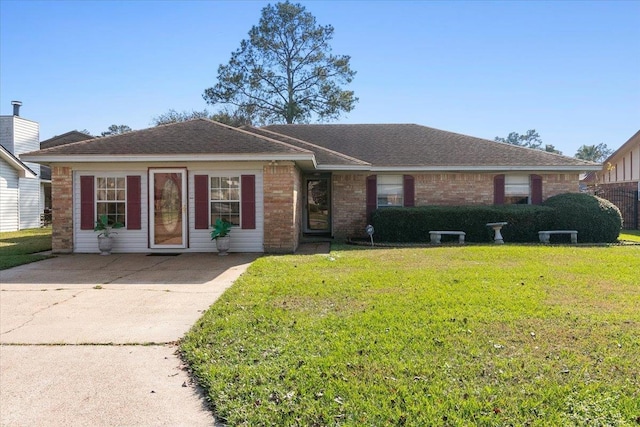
[
  {"left": 181, "top": 244, "right": 640, "bottom": 426},
  {"left": 0, "top": 227, "right": 53, "bottom": 270},
  {"left": 619, "top": 229, "right": 640, "bottom": 242}
]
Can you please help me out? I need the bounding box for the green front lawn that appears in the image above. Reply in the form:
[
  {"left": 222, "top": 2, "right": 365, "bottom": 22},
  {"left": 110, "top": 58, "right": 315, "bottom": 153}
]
[
  {"left": 0, "top": 227, "right": 53, "bottom": 270},
  {"left": 181, "top": 245, "right": 640, "bottom": 426},
  {"left": 619, "top": 229, "right": 640, "bottom": 242}
]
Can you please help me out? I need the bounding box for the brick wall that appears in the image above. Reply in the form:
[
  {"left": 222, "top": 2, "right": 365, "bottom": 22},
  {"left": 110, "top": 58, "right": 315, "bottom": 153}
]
[
  {"left": 51, "top": 165, "right": 73, "bottom": 253},
  {"left": 332, "top": 173, "right": 368, "bottom": 239},
  {"left": 542, "top": 173, "right": 580, "bottom": 199},
  {"left": 331, "top": 172, "right": 582, "bottom": 238},
  {"left": 263, "top": 162, "right": 301, "bottom": 253}
]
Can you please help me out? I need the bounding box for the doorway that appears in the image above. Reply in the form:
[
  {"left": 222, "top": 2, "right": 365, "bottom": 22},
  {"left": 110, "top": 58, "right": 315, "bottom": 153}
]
[
  {"left": 149, "top": 169, "right": 187, "bottom": 248},
  {"left": 303, "top": 174, "right": 331, "bottom": 234}
]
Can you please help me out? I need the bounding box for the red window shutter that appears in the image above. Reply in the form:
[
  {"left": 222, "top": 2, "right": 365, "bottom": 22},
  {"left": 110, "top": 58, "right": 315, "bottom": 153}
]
[
  {"left": 126, "top": 176, "right": 141, "bottom": 229},
  {"left": 403, "top": 175, "right": 415, "bottom": 207},
  {"left": 194, "top": 175, "right": 209, "bottom": 230},
  {"left": 493, "top": 174, "right": 505, "bottom": 205},
  {"left": 241, "top": 175, "right": 256, "bottom": 230},
  {"left": 366, "top": 175, "right": 377, "bottom": 220},
  {"left": 80, "top": 175, "right": 95, "bottom": 230},
  {"left": 531, "top": 174, "right": 543, "bottom": 205}
]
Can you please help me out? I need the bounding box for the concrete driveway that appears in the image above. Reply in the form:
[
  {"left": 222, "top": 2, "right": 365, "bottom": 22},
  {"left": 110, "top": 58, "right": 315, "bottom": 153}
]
[{"left": 0, "top": 253, "right": 259, "bottom": 426}]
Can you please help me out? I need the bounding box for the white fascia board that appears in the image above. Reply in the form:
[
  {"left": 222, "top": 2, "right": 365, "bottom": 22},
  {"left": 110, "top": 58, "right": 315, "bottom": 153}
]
[
  {"left": 0, "top": 148, "right": 37, "bottom": 178},
  {"left": 21, "top": 153, "right": 317, "bottom": 165},
  {"left": 371, "top": 165, "right": 603, "bottom": 172},
  {"left": 314, "top": 164, "right": 371, "bottom": 171}
]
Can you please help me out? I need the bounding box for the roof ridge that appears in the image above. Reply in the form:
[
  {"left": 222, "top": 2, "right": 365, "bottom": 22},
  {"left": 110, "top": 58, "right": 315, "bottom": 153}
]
[
  {"left": 201, "top": 119, "right": 315, "bottom": 155},
  {"left": 248, "top": 126, "right": 370, "bottom": 165}
]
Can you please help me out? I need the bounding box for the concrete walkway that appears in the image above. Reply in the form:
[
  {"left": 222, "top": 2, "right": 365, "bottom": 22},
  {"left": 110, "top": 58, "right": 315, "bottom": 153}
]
[{"left": 0, "top": 253, "right": 259, "bottom": 426}]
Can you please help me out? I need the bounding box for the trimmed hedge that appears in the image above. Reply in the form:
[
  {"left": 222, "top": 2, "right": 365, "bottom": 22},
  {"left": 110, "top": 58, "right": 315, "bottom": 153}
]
[
  {"left": 369, "top": 193, "right": 623, "bottom": 244},
  {"left": 371, "top": 205, "right": 555, "bottom": 243},
  {"left": 542, "top": 193, "right": 622, "bottom": 243}
]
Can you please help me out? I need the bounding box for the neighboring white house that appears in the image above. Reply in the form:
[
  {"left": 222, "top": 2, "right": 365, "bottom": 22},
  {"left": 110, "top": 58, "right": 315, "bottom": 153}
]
[{"left": 0, "top": 101, "right": 43, "bottom": 231}]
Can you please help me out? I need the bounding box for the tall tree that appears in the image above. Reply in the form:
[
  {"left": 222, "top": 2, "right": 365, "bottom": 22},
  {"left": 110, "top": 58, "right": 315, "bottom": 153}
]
[
  {"left": 575, "top": 143, "right": 613, "bottom": 163},
  {"left": 152, "top": 109, "right": 213, "bottom": 125},
  {"left": 203, "top": 1, "right": 357, "bottom": 124},
  {"left": 101, "top": 124, "right": 132, "bottom": 137},
  {"left": 151, "top": 108, "right": 251, "bottom": 128},
  {"left": 495, "top": 129, "right": 543, "bottom": 150}
]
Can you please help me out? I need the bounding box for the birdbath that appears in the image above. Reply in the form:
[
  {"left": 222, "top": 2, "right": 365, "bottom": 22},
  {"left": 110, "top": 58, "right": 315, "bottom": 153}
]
[{"left": 486, "top": 222, "right": 508, "bottom": 244}]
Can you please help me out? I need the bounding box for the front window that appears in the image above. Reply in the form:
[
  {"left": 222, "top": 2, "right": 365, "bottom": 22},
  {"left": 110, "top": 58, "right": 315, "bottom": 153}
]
[
  {"left": 210, "top": 176, "right": 240, "bottom": 226},
  {"left": 505, "top": 175, "right": 529, "bottom": 204},
  {"left": 96, "top": 177, "right": 126, "bottom": 226},
  {"left": 377, "top": 175, "right": 403, "bottom": 207}
]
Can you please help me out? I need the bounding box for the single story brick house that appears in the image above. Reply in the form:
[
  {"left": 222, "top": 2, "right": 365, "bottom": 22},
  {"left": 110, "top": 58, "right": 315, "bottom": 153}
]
[{"left": 22, "top": 119, "right": 600, "bottom": 254}]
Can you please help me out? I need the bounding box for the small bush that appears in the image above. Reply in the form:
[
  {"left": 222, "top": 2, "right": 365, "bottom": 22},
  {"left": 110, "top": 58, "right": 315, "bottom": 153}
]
[
  {"left": 371, "top": 205, "right": 555, "bottom": 243},
  {"left": 542, "top": 193, "right": 622, "bottom": 243}
]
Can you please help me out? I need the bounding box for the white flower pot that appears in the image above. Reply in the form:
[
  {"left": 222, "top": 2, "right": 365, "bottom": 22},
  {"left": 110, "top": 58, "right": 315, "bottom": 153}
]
[
  {"left": 215, "top": 235, "right": 231, "bottom": 256},
  {"left": 98, "top": 236, "right": 114, "bottom": 255}
]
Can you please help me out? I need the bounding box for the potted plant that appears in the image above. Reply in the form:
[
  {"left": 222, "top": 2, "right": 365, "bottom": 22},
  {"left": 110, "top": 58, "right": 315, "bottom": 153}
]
[
  {"left": 210, "top": 218, "right": 232, "bottom": 256},
  {"left": 94, "top": 214, "right": 123, "bottom": 255}
]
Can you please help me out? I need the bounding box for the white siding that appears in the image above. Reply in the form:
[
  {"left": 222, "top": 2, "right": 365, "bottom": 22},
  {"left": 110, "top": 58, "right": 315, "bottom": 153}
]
[
  {"left": 72, "top": 162, "right": 265, "bottom": 253},
  {"left": 18, "top": 176, "right": 41, "bottom": 229},
  {"left": 0, "top": 115, "right": 42, "bottom": 230},
  {"left": 188, "top": 166, "right": 264, "bottom": 253},
  {"left": 0, "top": 157, "right": 19, "bottom": 232}
]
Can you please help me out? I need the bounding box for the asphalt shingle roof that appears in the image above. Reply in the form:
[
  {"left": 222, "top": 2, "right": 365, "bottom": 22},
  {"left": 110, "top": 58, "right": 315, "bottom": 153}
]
[
  {"left": 31, "top": 119, "right": 312, "bottom": 156},
  {"left": 26, "top": 120, "right": 600, "bottom": 171},
  {"left": 40, "top": 131, "right": 94, "bottom": 149},
  {"left": 263, "top": 123, "right": 598, "bottom": 168}
]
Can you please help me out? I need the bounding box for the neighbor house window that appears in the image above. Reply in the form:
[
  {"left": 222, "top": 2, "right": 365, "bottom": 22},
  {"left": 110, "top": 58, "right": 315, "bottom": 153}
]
[
  {"left": 210, "top": 176, "right": 240, "bottom": 226},
  {"left": 96, "top": 176, "right": 126, "bottom": 226},
  {"left": 504, "top": 175, "right": 530, "bottom": 204},
  {"left": 377, "top": 175, "right": 403, "bottom": 207}
]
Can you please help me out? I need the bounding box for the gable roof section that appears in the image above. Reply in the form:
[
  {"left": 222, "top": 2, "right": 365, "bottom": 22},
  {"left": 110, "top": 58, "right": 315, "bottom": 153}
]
[
  {"left": 40, "top": 130, "right": 94, "bottom": 149},
  {"left": 23, "top": 119, "right": 316, "bottom": 164},
  {"left": 0, "top": 145, "right": 36, "bottom": 178},
  {"left": 263, "top": 124, "right": 600, "bottom": 171},
  {"left": 604, "top": 129, "right": 640, "bottom": 165}
]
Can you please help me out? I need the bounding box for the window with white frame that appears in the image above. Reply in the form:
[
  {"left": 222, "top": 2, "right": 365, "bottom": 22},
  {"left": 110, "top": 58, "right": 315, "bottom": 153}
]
[
  {"left": 210, "top": 176, "right": 240, "bottom": 226},
  {"left": 377, "top": 175, "right": 403, "bottom": 207},
  {"left": 505, "top": 175, "right": 530, "bottom": 204},
  {"left": 96, "top": 176, "right": 126, "bottom": 226}
]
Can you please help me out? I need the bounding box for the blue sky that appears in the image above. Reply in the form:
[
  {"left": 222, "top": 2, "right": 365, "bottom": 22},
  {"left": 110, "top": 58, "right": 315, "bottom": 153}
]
[{"left": 1, "top": 0, "right": 638, "bottom": 156}]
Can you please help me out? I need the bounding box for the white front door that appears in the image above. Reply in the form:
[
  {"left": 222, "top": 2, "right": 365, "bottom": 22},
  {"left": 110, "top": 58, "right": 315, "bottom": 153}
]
[{"left": 149, "top": 169, "right": 187, "bottom": 249}]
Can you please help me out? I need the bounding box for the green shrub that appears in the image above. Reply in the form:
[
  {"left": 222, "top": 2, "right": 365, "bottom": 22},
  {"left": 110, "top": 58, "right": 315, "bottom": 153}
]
[
  {"left": 371, "top": 205, "right": 554, "bottom": 243},
  {"left": 542, "top": 193, "right": 622, "bottom": 243}
]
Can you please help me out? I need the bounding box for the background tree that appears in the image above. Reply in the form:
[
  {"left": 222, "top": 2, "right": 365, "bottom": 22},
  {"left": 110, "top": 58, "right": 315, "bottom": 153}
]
[
  {"left": 203, "top": 1, "right": 357, "bottom": 125},
  {"left": 544, "top": 144, "right": 562, "bottom": 155},
  {"left": 495, "top": 129, "right": 543, "bottom": 150},
  {"left": 574, "top": 143, "right": 613, "bottom": 163},
  {"left": 151, "top": 108, "right": 251, "bottom": 128},
  {"left": 101, "top": 124, "right": 132, "bottom": 137},
  {"left": 152, "top": 109, "right": 212, "bottom": 125}
]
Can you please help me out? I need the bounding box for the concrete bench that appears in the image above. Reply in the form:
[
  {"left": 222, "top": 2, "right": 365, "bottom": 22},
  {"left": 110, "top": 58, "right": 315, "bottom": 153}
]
[
  {"left": 430, "top": 231, "right": 465, "bottom": 244},
  {"left": 538, "top": 230, "right": 578, "bottom": 244}
]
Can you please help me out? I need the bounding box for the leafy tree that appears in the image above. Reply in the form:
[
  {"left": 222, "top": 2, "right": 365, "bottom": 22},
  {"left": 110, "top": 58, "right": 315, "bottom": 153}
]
[
  {"left": 101, "top": 124, "right": 132, "bottom": 137},
  {"left": 575, "top": 143, "right": 613, "bottom": 163},
  {"left": 203, "top": 1, "right": 357, "bottom": 124},
  {"left": 495, "top": 129, "right": 543, "bottom": 150},
  {"left": 544, "top": 144, "right": 562, "bottom": 155},
  {"left": 151, "top": 108, "right": 252, "bottom": 128},
  {"left": 152, "top": 109, "right": 213, "bottom": 125}
]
